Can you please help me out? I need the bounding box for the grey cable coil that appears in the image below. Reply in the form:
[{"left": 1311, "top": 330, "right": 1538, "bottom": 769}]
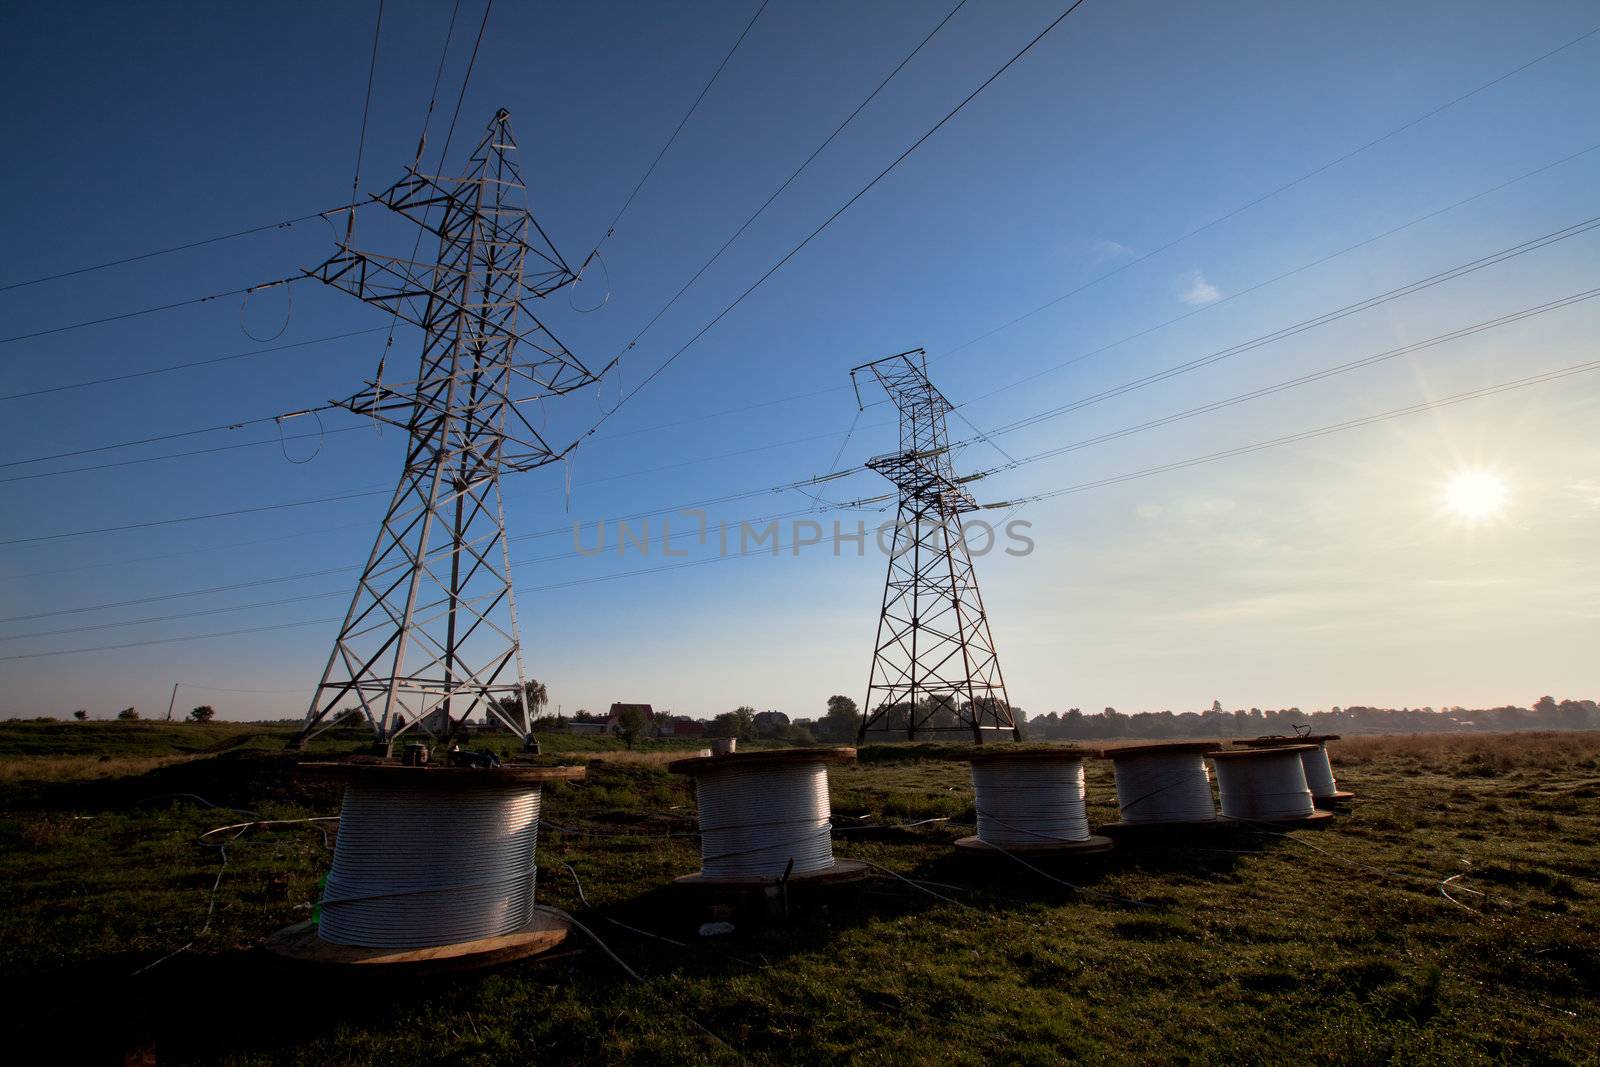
[
  {"left": 694, "top": 762, "right": 834, "bottom": 879},
  {"left": 1110, "top": 752, "right": 1217, "bottom": 822},
  {"left": 1214, "top": 751, "right": 1315, "bottom": 820},
  {"left": 318, "top": 781, "right": 542, "bottom": 948},
  {"left": 972, "top": 759, "right": 1091, "bottom": 845},
  {"left": 1298, "top": 745, "right": 1340, "bottom": 798}
]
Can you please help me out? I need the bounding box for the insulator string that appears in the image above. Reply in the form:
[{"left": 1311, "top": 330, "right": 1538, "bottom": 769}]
[
  {"left": 970, "top": 758, "right": 1091, "bottom": 845},
  {"left": 1213, "top": 750, "right": 1315, "bottom": 820},
  {"left": 319, "top": 781, "right": 542, "bottom": 948},
  {"left": 692, "top": 762, "right": 834, "bottom": 879},
  {"left": 1107, "top": 752, "right": 1217, "bottom": 823}
]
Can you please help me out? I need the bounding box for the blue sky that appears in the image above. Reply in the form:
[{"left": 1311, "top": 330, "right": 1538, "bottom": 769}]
[{"left": 1, "top": 0, "right": 1597, "bottom": 722}]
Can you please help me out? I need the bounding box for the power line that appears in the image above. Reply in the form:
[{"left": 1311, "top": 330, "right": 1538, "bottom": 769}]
[
  {"left": 0, "top": 327, "right": 387, "bottom": 403},
  {"left": 964, "top": 215, "right": 1600, "bottom": 443},
  {"left": 0, "top": 487, "right": 387, "bottom": 548},
  {"left": 15, "top": 277, "right": 1592, "bottom": 627},
  {"left": 930, "top": 21, "right": 1600, "bottom": 365},
  {"left": 0, "top": 214, "right": 334, "bottom": 296},
  {"left": 0, "top": 275, "right": 305, "bottom": 347},
  {"left": 568, "top": 0, "right": 1093, "bottom": 448},
  {"left": 342, "top": 0, "right": 386, "bottom": 242},
  {"left": 952, "top": 142, "right": 1600, "bottom": 405},
  {"left": 10, "top": 353, "right": 1594, "bottom": 662},
  {"left": 994, "top": 357, "right": 1600, "bottom": 508},
  {"left": 582, "top": 0, "right": 773, "bottom": 266},
  {"left": 967, "top": 286, "right": 1600, "bottom": 475},
  {"left": 595, "top": 0, "right": 969, "bottom": 369}
]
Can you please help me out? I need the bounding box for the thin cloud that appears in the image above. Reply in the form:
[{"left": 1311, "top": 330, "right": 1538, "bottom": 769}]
[
  {"left": 1091, "top": 238, "right": 1137, "bottom": 262},
  {"left": 1178, "top": 270, "right": 1223, "bottom": 306}
]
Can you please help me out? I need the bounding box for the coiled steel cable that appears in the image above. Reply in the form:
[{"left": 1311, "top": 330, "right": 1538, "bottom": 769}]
[
  {"left": 1108, "top": 752, "right": 1217, "bottom": 823},
  {"left": 1213, "top": 750, "right": 1315, "bottom": 820},
  {"left": 693, "top": 762, "right": 834, "bottom": 879},
  {"left": 318, "top": 782, "right": 542, "bottom": 948},
  {"left": 971, "top": 758, "right": 1091, "bottom": 845},
  {"left": 1299, "top": 744, "right": 1340, "bottom": 798}
]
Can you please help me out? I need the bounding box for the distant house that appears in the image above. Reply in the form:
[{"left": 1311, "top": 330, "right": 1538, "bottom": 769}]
[
  {"left": 752, "top": 710, "right": 790, "bottom": 737},
  {"left": 604, "top": 703, "right": 654, "bottom": 735},
  {"left": 566, "top": 721, "right": 607, "bottom": 735},
  {"left": 664, "top": 716, "right": 707, "bottom": 737}
]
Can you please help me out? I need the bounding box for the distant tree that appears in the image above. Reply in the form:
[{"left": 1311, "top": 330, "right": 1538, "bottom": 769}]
[
  {"left": 616, "top": 705, "right": 648, "bottom": 748},
  {"left": 711, "top": 706, "right": 757, "bottom": 741},
  {"left": 821, "top": 695, "right": 858, "bottom": 741},
  {"left": 783, "top": 723, "right": 816, "bottom": 745},
  {"left": 73, "top": 710, "right": 88, "bottom": 721},
  {"left": 523, "top": 679, "right": 548, "bottom": 718},
  {"left": 189, "top": 705, "right": 216, "bottom": 723},
  {"left": 116, "top": 707, "right": 140, "bottom": 721}
]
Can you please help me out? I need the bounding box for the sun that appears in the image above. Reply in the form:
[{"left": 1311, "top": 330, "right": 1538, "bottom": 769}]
[{"left": 1440, "top": 468, "right": 1510, "bottom": 523}]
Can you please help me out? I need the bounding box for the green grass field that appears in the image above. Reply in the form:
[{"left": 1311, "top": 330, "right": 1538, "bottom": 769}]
[{"left": 2, "top": 723, "right": 1596, "bottom": 1064}]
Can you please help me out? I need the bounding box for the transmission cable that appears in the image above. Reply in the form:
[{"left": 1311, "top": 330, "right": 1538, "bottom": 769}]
[
  {"left": 579, "top": 0, "right": 772, "bottom": 270},
  {"left": 0, "top": 275, "right": 307, "bottom": 347},
  {"left": 963, "top": 214, "right": 1600, "bottom": 444},
  {"left": 7, "top": 356, "right": 1595, "bottom": 660},
  {"left": 0, "top": 327, "right": 388, "bottom": 403},
  {"left": 10, "top": 273, "right": 1584, "bottom": 624},
  {"left": 591, "top": 0, "right": 968, "bottom": 371},
  {"left": 931, "top": 20, "right": 1600, "bottom": 364},
  {"left": 952, "top": 142, "right": 1600, "bottom": 405},
  {"left": 565, "top": 0, "right": 1093, "bottom": 452},
  {"left": 343, "top": 0, "right": 386, "bottom": 242}
]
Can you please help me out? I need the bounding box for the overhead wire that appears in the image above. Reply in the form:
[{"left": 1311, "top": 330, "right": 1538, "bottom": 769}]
[
  {"left": 579, "top": 0, "right": 773, "bottom": 270},
  {"left": 343, "top": 0, "right": 387, "bottom": 243},
  {"left": 5, "top": 352, "right": 1594, "bottom": 661},
  {"left": 589, "top": 0, "right": 969, "bottom": 375},
  {"left": 0, "top": 274, "right": 308, "bottom": 347},
  {"left": 0, "top": 327, "right": 388, "bottom": 403},
  {"left": 564, "top": 0, "right": 1094, "bottom": 450},
  {"left": 930, "top": 21, "right": 1600, "bottom": 365}
]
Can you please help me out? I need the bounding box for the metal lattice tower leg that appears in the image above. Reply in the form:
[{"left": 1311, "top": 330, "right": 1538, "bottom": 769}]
[
  {"left": 291, "top": 110, "right": 597, "bottom": 752},
  {"left": 852, "top": 350, "right": 1019, "bottom": 744}
]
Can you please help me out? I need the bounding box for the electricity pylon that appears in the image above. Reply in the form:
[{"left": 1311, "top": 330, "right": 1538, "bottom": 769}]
[
  {"left": 852, "top": 350, "right": 1019, "bottom": 743},
  {"left": 290, "top": 109, "right": 597, "bottom": 752}
]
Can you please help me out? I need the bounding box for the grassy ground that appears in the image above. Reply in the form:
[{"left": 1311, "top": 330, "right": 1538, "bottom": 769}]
[{"left": 2, "top": 723, "right": 1596, "bottom": 1064}]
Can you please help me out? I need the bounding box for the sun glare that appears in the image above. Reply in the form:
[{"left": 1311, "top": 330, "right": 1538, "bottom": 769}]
[{"left": 1440, "top": 468, "right": 1510, "bottom": 523}]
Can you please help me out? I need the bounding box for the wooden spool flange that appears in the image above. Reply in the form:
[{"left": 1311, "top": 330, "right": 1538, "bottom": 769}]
[
  {"left": 666, "top": 745, "right": 857, "bottom": 776},
  {"left": 263, "top": 911, "right": 571, "bottom": 973},
  {"left": 953, "top": 833, "right": 1114, "bottom": 857},
  {"left": 669, "top": 858, "right": 873, "bottom": 891}
]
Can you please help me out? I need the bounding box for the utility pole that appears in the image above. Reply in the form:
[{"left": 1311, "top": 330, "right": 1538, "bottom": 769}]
[
  {"left": 851, "top": 350, "right": 1019, "bottom": 744},
  {"left": 290, "top": 109, "right": 600, "bottom": 753},
  {"left": 165, "top": 682, "right": 180, "bottom": 722}
]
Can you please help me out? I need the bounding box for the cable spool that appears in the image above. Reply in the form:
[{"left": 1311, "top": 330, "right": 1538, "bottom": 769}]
[
  {"left": 1232, "top": 734, "right": 1354, "bottom": 806},
  {"left": 956, "top": 748, "right": 1112, "bottom": 857},
  {"left": 1210, "top": 746, "right": 1330, "bottom": 824},
  {"left": 1096, "top": 742, "right": 1222, "bottom": 835},
  {"left": 667, "top": 748, "right": 868, "bottom": 888},
  {"left": 264, "top": 762, "right": 585, "bottom": 969}
]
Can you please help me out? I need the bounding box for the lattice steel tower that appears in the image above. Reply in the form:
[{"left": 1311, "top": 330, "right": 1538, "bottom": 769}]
[
  {"left": 852, "top": 350, "right": 1018, "bottom": 743},
  {"left": 291, "top": 109, "right": 597, "bottom": 751}
]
